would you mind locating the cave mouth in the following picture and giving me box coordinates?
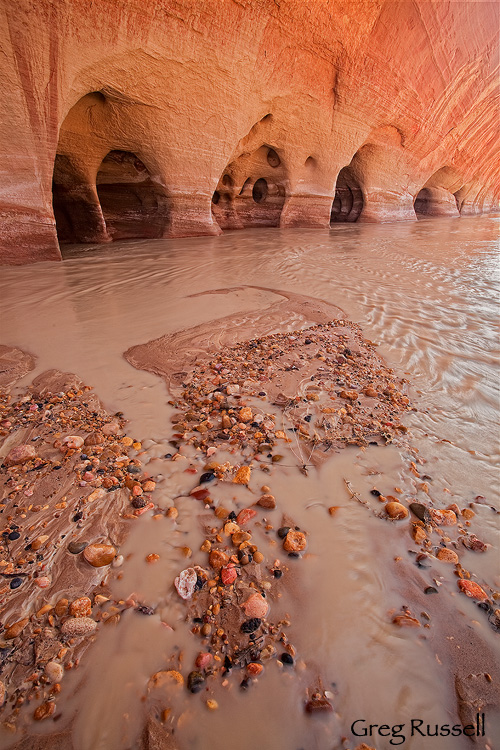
[96,151,165,241]
[252,178,268,203]
[330,166,363,223]
[52,150,167,245]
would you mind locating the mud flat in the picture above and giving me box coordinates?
[0,288,498,750]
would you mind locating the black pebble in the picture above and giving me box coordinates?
[241,618,262,633]
[281,653,294,665]
[240,678,250,690]
[259,392,267,397]
[164,453,173,459]
[370,489,381,497]
[304,338,312,345]
[224,655,232,671]
[304,415,312,422]
[277,527,290,539]
[10,577,23,590]
[131,497,147,509]
[127,466,141,474]
[409,503,429,522]
[194,576,205,591]
[68,541,87,554]
[199,472,215,484]
[187,671,205,693]
[135,605,155,615]
[228,511,237,521]
[72,511,83,522]
[288,552,300,558]
[273,569,283,579]
[424,586,438,595]
[8,531,20,541]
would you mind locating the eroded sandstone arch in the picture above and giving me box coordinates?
[52,91,170,246]
[414,167,464,218]
[212,117,288,230]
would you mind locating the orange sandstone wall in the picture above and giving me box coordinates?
[0,0,498,264]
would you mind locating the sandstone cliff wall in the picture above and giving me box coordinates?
[0,0,498,264]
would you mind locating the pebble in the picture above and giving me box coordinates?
[68,541,88,554]
[236,508,257,525]
[4,444,36,466]
[253,551,264,564]
[429,508,457,526]
[61,617,97,637]
[280,652,294,665]
[411,525,427,543]
[35,576,51,588]
[199,471,216,484]
[44,661,64,683]
[242,593,268,619]
[166,507,179,519]
[409,502,429,522]
[69,597,92,617]
[4,617,29,639]
[195,652,213,670]
[33,702,55,720]
[233,466,251,485]
[221,565,238,585]
[392,614,420,627]
[84,431,104,445]
[83,543,117,567]
[9,577,23,590]
[385,502,408,520]
[436,548,459,564]
[187,671,205,693]
[305,695,333,713]
[257,494,276,509]
[206,699,218,710]
[209,549,229,570]
[102,422,120,436]
[62,435,84,449]
[31,535,49,551]
[239,407,253,423]
[241,618,262,633]
[174,568,198,599]
[277,526,290,538]
[458,580,489,601]
[283,530,307,552]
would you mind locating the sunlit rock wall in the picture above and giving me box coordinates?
[0,0,498,264]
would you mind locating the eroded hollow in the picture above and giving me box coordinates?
[331,166,364,223]
[252,178,268,203]
[96,151,166,241]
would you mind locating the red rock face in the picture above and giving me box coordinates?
[0,0,498,264]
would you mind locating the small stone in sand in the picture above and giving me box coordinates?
[242,593,268,619]
[385,502,408,520]
[457,580,488,600]
[436,548,459,564]
[61,617,97,637]
[83,543,117,567]
[233,466,251,485]
[5,444,36,466]
[174,568,197,599]
[283,530,307,552]
[44,662,64,683]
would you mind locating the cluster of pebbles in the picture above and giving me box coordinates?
[0,369,150,729]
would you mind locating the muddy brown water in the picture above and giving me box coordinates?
[0,216,499,749]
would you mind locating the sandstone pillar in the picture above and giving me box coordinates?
[163,194,222,238]
[280,194,332,229]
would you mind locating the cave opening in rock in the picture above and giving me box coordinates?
[252,178,268,203]
[95,151,166,241]
[413,167,463,218]
[331,166,364,222]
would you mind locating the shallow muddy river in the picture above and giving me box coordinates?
[0,215,498,750]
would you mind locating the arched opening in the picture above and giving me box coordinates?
[331,166,363,222]
[95,151,165,240]
[52,92,169,247]
[211,128,288,231]
[252,178,268,203]
[414,167,463,218]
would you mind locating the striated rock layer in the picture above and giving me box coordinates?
[0,0,499,264]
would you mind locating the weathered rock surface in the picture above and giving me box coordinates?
[0,0,498,263]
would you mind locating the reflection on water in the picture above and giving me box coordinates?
[0,215,498,749]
